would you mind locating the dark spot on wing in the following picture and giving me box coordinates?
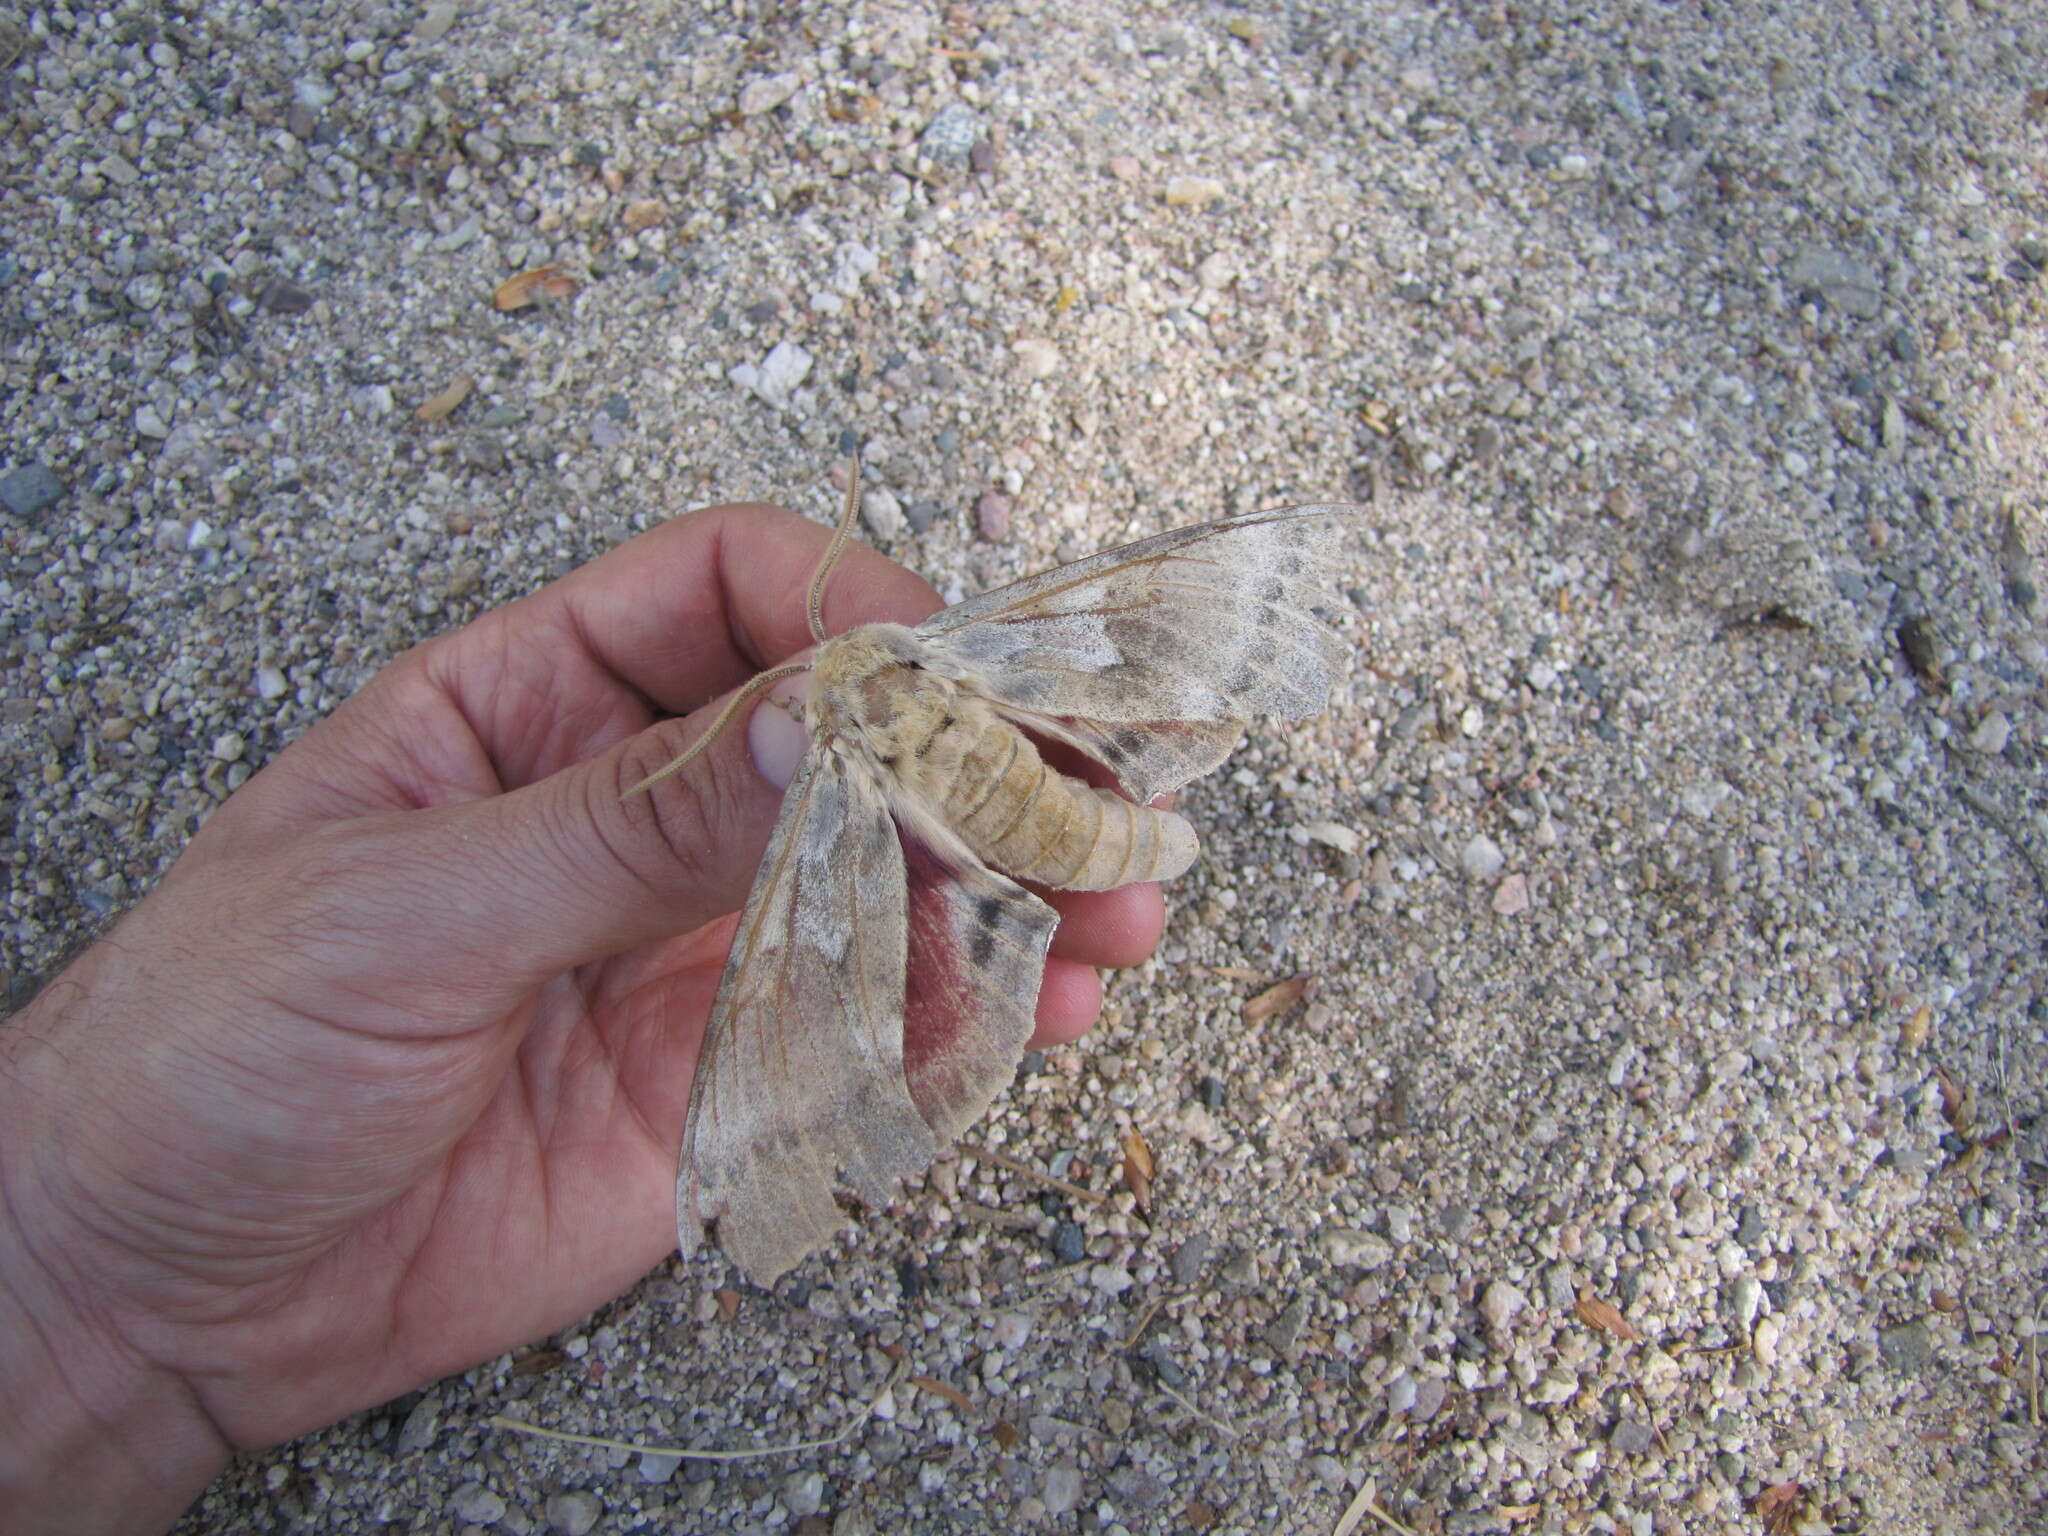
[969,894,1005,968]
[1097,733,1130,765]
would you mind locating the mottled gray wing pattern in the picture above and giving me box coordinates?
[678,747,936,1286]
[914,504,1362,802]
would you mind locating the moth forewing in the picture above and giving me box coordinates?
[679,499,1366,1285]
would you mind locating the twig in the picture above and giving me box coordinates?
[961,1143,1107,1205]
[2032,1286,2045,1429]
[1158,1379,1238,1438]
[1333,1480,1420,1536]
[1124,1293,1170,1350]
[488,1359,907,1462]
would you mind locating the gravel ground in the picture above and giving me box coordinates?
[5,1,2046,1532]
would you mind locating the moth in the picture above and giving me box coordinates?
[635,461,1363,1285]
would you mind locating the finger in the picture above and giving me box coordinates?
[1032,958,1103,1046]
[428,502,940,783]
[1043,883,1166,969]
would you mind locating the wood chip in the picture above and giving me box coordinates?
[991,1418,1021,1451]
[493,265,580,312]
[909,1374,976,1415]
[414,372,473,423]
[1121,1125,1155,1213]
[715,1286,740,1322]
[1574,1293,1641,1342]
[1900,1003,1932,1050]
[1243,974,1311,1024]
[509,1348,567,1377]
[1755,1481,1802,1536]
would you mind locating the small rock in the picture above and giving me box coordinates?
[1460,835,1504,881]
[829,241,878,296]
[100,153,142,187]
[1727,1275,1765,1330]
[976,491,1012,541]
[1528,1370,1576,1406]
[1164,175,1225,206]
[1412,1377,1448,1420]
[920,102,980,166]
[1879,1319,1932,1375]
[1263,1295,1308,1351]
[255,667,288,701]
[1317,1228,1393,1270]
[414,3,459,42]
[1479,1279,1526,1332]
[210,732,247,764]
[544,1490,602,1536]
[1385,1372,1418,1415]
[1300,820,1359,855]
[1170,1233,1213,1285]
[1011,337,1061,379]
[738,71,802,116]
[449,1484,506,1524]
[1969,713,2010,755]
[394,1392,440,1454]
[1786,248,1884,320]
[0,463,64,519]
[1491,873,1530,916]
[991,1312,1033,1351]
[637,1451,680,1484]
[1051,1221,1085,1265]
[1042,1464,1083,1517]
[1610,1419,1655,1455]
[1680,779,1732,820]
[134,405,170,439]
[782,1470,825,1517]
[735,340,813,409]
[905,498,941,534]
[260,281,315,314]
[861,487,906,542]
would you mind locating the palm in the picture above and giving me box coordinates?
[34,505,1164,1454]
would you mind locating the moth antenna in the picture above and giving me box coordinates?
[624,661,811,797]
[804,442,864,645]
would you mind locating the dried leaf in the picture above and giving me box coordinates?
[1243,974,1310,1024]
[621,198,668,233]
[1930,1290,1959,1313]
[991,1418,1021,1451]
[1900,1003,1932,1050]
[415,372,474,424]
[715,1286,740,1322]
[1574,1293,1641,1342]
[1937,1067,1972,1135]
[909,1374,976,1415]
[493,264,580,312]
[509,1348,567,1377]
[1755,1481,1802,1536]
[1121,1125,1155,1213]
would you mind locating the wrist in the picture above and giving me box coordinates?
[1,990,233,1534]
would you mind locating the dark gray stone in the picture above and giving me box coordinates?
[0,462,63,519]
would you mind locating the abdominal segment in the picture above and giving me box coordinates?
[893,697,1198,891]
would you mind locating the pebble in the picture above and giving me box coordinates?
[0,462,63,519]
[782,1471,825,1517]
[414,3,459,42]
[861,488,906,542]
[920,103,981,167]
[210,732,246,764]
[1610,1419,1655,1455]
[905,498,941,535]
[1680,779,1732,820]
[1170,1233,1213,1285]
[394,1393,440,1455]
[1051,1221,1085,1265]
[1318,1228,1394,1270]
[1878,1319,1932,1375]
[829,242,878,297]
[1969,713,2010,755]
[636,1452,680,1484]
[1479,1279,1526,1332]
[1786,248,1885,318]
[255,667,288,701]
[1491,873,1530,916]
[732,341,813,409]
[544,1490,602,1536]
[100,153,141,186]
[1460,835,1505,881]
[135,405,170,439]
[1043,1464,1083,1516]
[449,1485,506,1524]
[1011,337,1061,379]
[975,491,1012,541]
[1163,176,1225,207]
[738,71,802,116]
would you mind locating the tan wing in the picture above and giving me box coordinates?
[678,747,936,1286]
[913,504,1361,801]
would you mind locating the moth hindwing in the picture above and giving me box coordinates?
[678,501,1364,1284]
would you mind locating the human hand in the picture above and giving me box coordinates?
[0,503,1165,1533]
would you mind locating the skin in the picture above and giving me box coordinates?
[0,504,1165,1534]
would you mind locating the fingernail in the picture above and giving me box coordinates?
[747,674,811,789]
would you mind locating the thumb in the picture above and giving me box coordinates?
[405,674,816,987]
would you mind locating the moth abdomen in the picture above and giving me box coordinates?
[925,705,1197,892]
